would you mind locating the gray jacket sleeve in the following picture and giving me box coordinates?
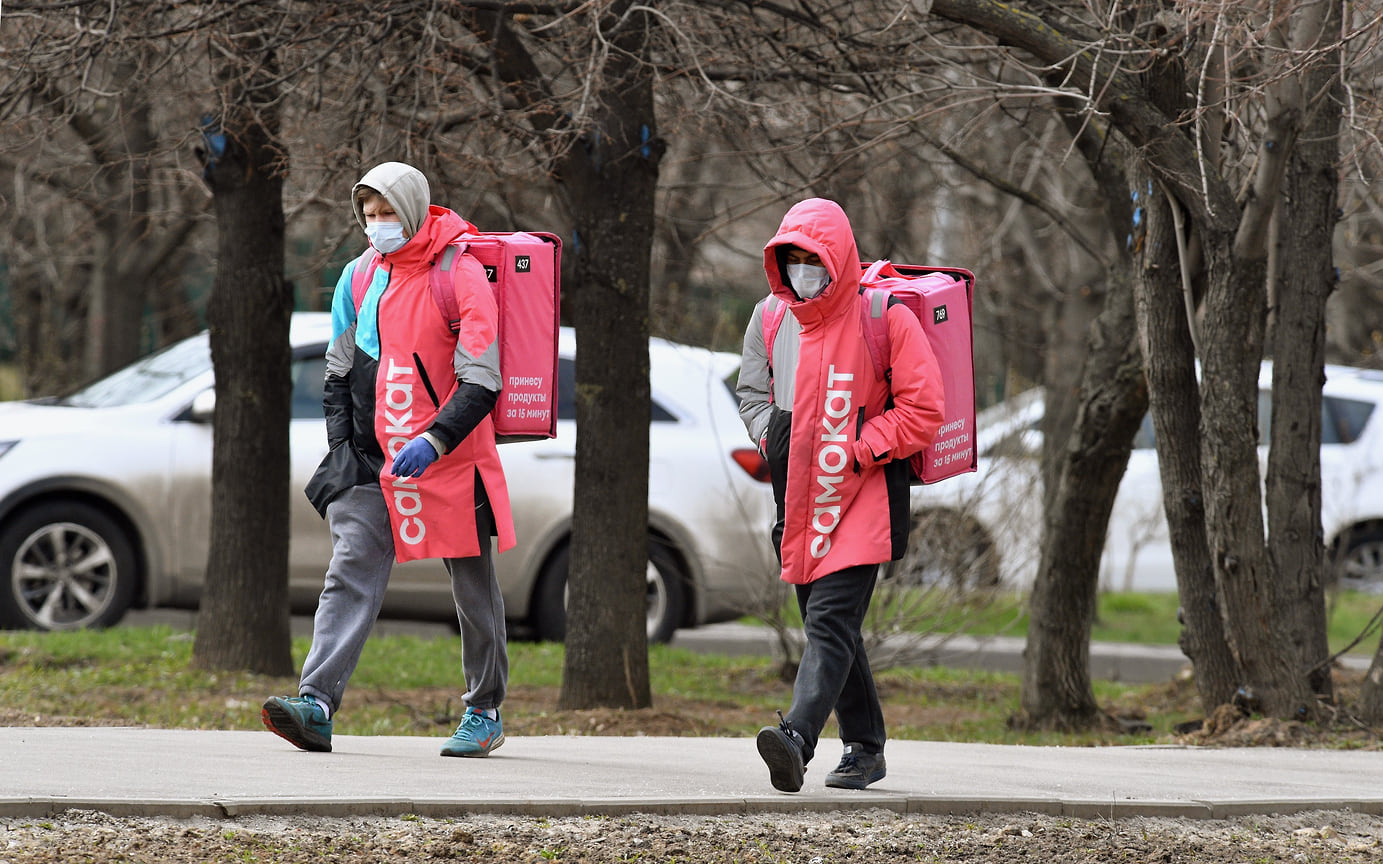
[737,300,773,447]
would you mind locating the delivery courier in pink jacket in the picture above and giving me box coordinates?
[271,162,514,761]
[737,197,945,586]
[737,198,946,794]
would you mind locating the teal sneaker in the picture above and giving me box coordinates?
[441,707,504,757]
[261,695,332,753]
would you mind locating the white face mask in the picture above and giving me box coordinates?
[787,263,830,299]
[365,221,408,254]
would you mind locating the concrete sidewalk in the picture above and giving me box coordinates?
[4,727,1383,822]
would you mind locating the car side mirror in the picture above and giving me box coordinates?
[189,389,216,423]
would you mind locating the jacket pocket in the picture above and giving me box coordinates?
[854,407,867,473]
[414,352,441,409]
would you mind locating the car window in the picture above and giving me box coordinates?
[292,355,326,420]
[555,357,676,422]
[1323,396,1374,445]
[59,333,213,408]
[1132,412,1157,449]
[1255,390,1374,446]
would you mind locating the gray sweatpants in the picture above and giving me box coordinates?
[298,483,508,715]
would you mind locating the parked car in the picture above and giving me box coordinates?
[900,363,1383,593]
[0,313,780,640]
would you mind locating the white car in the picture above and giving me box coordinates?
[902,363,1383,593]
[0,313,780,639]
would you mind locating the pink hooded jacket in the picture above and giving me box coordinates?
[366,204,516,561]
[762,198,945,585]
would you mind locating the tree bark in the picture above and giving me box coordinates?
[1128,28,1241,713]
[190,18,294,676]
[928,0,1328,723]
[460,2,662,709]
[1266,0,1342,705]
[1199,241,1315,719]
[1017,264,1145,730]
[1134,176,1240,711]
[1016,108,1144,730]
[84,58,156,381]
[554,8,662,711]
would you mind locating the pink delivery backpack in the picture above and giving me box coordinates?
[350,230,561,443]
[857,260,976,484]
[762,259,976,484]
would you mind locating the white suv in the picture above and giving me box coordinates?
[902,362,1383,593]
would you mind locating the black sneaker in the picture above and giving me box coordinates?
[756,712,806,793]
[824,742,886,789]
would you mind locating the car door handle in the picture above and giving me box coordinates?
[533,452,575,460]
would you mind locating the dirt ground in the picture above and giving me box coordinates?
[4,808,1382,863]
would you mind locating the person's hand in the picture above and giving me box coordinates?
[391,438,439,478]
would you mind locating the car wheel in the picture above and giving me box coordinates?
[644,541,687,645]
[0,501,138,631]
[532,539,687,644]
[1333,526,1383,591]
[889,508,1000,591]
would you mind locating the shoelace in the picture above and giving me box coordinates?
[295,697,326,722]
[836,752,863,771]
[459,709,496,734]
[775,710,800,745]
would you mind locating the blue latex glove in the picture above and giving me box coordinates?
[391,437,439,478]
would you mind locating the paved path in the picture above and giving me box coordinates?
[4,727,1383,822]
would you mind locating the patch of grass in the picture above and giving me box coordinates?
[0,624,1201,747]
[756,589,1383,656]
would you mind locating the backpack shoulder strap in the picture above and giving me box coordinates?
[428,242,468,334]
[349,249,381,312]
[761,295,788,360]
[860,287,891,382]
[760,295,789,398]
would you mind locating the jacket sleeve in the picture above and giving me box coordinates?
[736,300,774,450]
[427,383,499,453]
[853,303,946,466]
[426,254,501,453]
[323,267,359,449]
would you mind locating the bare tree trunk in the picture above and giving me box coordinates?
[1267,0,1342,705]
[1018,266,1145,730]
[463,3,662,709]
[1134,179,1240,711]
[1016,105,1142,731]
[190,16,294,676]
[1200,243,1316,718]
[84,58,156,379]
[925,0,1328,722]
[555,8,662,710]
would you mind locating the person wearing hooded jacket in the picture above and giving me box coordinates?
[736,197,945,792]
[262,161,515,758]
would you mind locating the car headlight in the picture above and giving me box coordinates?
[0,441,16,461]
